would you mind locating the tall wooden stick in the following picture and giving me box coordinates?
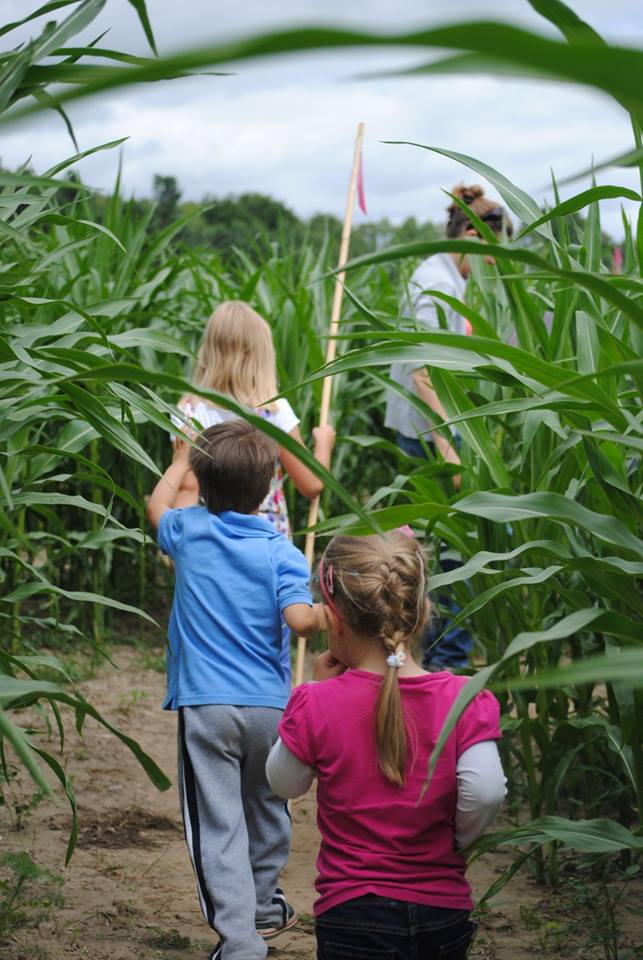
[294,121,365,687]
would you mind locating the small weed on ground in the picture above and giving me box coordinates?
[0,852,64,939]
[144,926,192,949]
[294,911,315,935]
[116,688,150,716]
[514,863,643,960]
[135,644,167,674]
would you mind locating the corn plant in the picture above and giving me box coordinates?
[0,0,190,853]
[290,6,643,883]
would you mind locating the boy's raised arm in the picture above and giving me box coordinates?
[283,602,326,638]
[147,440,192,529]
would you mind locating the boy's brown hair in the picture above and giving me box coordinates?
[189,420,278,515]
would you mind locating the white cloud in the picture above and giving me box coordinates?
[1,0,640,238]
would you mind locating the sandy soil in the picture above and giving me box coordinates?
[1,647,641,960]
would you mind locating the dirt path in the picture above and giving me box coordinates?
[2,647,641,960]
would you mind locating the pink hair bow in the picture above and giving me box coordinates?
[396,525,415,539]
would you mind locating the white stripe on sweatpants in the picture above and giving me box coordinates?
[179,742,210,922]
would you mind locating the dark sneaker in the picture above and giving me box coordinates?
[207,943,222,960]
[256,894,297,941]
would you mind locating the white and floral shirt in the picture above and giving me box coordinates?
[175,397,299,539]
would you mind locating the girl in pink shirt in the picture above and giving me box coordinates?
[267,531,505,960]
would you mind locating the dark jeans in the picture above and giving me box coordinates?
[316,895,477,959]
[396,433,472,669]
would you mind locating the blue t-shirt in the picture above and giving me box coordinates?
[158,506,312,710]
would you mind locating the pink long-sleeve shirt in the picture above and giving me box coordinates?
[275,670,502,916]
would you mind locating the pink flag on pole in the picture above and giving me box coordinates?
[356,149,367,215]
[613,246,623,274]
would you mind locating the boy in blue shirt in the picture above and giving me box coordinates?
[147,419,324,960]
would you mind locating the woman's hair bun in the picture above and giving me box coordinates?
[452,183,485,205]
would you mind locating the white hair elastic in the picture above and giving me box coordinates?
[386,651,407,669]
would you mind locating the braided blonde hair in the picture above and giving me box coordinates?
[321,533,429,787]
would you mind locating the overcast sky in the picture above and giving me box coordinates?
[2,0,642,238]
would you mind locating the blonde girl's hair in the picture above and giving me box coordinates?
[446,183,513,239]
[193,300,278,409]
[320,533,429,787]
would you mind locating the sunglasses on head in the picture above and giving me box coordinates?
[462,209,505,235]
[480,207,505,225]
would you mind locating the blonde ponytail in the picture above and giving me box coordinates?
[376,631,408,787]
[320,534,429,787]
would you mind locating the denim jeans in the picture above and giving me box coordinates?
[396,433,473,669]
[315,895,477,960]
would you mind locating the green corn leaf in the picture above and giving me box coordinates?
[430,368,512,486]
[31,745,79,864]
[330,239,643,331]
[343,286,395,332]
[10,654,74,682]
[2,581,158,625]
[386,142,550,236]
[429,541,572,588]
[59,382,161,476]
[11,490,119,519]
[454,492,643,556]
[0,171,85,191]
[425,609,641,792]
[0,678,170,793]
[528,0,606,45]
[2,21,643,125]
[0,2,81,41]
[108,328,194,356]
[471,816,643,857]
[518,185,641,239]
[302,334,626,429]
[413,289,499,340]
[437,565,564,637]
[29,0,108,63]
[564,717,636,793]
[41,214,129,254]
[551,145,643,188]
[431,547,643,588]
[43,137,127,177]
[125,0,157,56]
[423,664,496,793]
[0,708,53,794]
[503,649,643,690]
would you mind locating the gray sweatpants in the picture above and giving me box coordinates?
[177,705,291,960]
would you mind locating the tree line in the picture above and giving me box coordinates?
[128,173,440,259]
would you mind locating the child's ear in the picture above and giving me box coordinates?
[325,606,341,637]
[324,606,335,633]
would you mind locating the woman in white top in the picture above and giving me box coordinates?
[385,186,512,671]
[385,184,513,481]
